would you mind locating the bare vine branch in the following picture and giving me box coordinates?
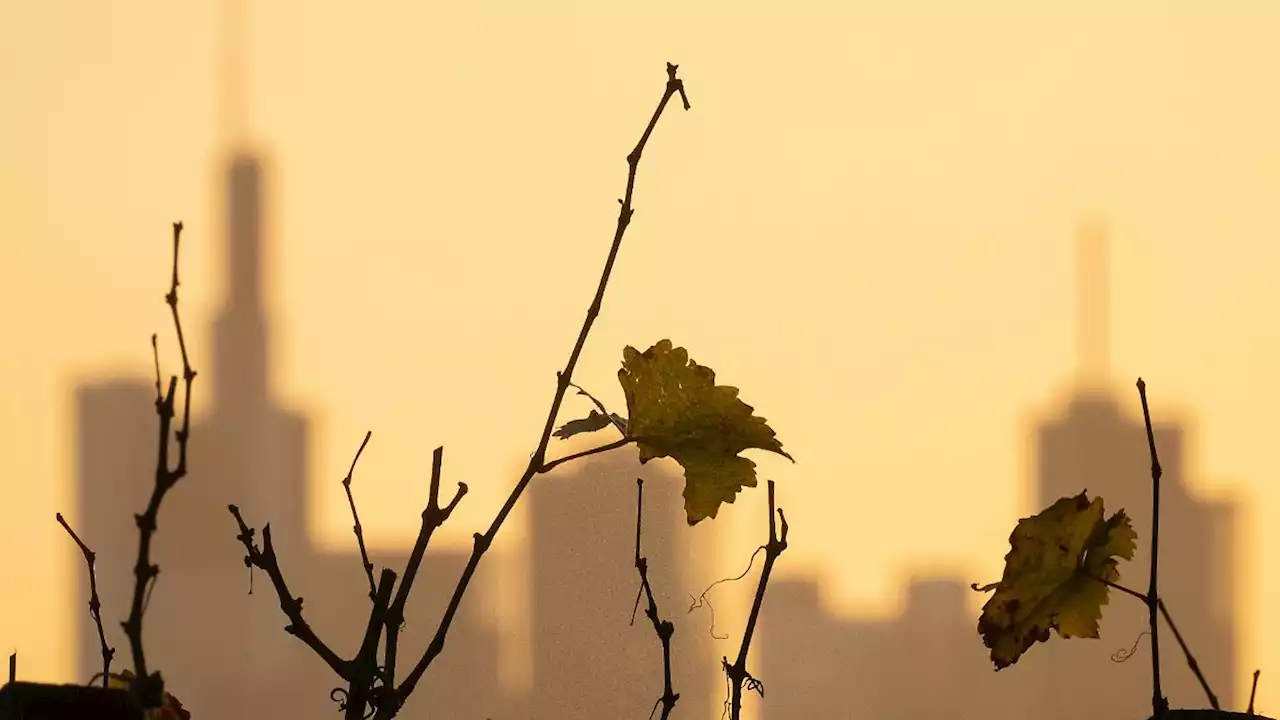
[228,505,352,681]
[226,63,690,720]
[1248,669,1261,714]
[631,479,678,720]
[341,431,378,598]
[393,62,690,710]
[120,221,197,710]
[56,513,114,689]
[724,480,787,720]
[376,446,467,719]
[1136,378,1168,719]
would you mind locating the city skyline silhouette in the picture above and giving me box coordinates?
[59,5,1247,718]
[71,15,712,714]
[74,200,1245,719]
[754,220,1240,719]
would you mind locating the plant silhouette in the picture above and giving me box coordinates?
[973,378,1269,720]
[2,62,798,720]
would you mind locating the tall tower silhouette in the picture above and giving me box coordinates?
[73,1,311,716]
[1028,219,1237,718]
[527,453,714,719]
[213,0,268,410]
[1075,217,1110,390]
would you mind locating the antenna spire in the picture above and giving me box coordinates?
[1075,217,1111,386]
[217,0,247,145]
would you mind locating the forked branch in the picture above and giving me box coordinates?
[631,479,678,720]
[392,62,690,710]
[724,480,788,720]
[226,63,690,720]
[228,505,352,681]
[341,430,378,599]
[56,513,114,688]
[1084,571,1218,709]
[377,446,467,719]
[121,221,197,710]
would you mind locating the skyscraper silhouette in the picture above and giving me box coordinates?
[297,547,508,719]
[73,0,312,709]
[72,2,508,717]
[527,453,714,719]
[754,218,1240,720]
[757,574,1031,719]
[1026,219,1238,718]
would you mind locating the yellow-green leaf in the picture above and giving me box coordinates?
[617,339,793,524]
[977,491,1137,670]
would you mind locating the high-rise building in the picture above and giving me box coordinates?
[757,574,1030,719]
[1027,219,1237,718]
[72,3,507,718]
[527,454,715,719]
[754,219,1240,720]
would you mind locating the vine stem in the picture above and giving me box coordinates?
[56,513,114,688]
[391,62,690,708]
[1137,377,1168,719]
[1248,670,1260,714]
[632,478,679,720]
[724,480,788,720]
[123,222,196,710]
[229,64,690,720]
[1083,571,1218,709]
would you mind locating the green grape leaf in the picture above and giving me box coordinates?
[617,339,794,525]
[553,409,629,439]
[977,491,1137,670]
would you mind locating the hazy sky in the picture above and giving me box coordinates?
[4,1,1280,716]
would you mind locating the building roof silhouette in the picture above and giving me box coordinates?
[754,218,1239,720]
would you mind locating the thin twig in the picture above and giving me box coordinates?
[344,568,397,720]
[632,479,678,720]
[121,221,197,709]
[1136,378,1168,719]
[56,513,114,688]
[8,652,14,683]
[341,431,378,598]
[228,505,352,681]
[724,480,788,720]
[375,447,467,720]
[537,436,634,475]
[1248,669,1260,714]
[392,62,690,709]
[1157,597,1218,709]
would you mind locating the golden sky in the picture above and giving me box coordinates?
[4,1,1280,716]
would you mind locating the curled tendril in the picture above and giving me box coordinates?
[718,657,766,719]
[1111,631,1150,663]
[743,670,765,697]
[87,671,132,687]
[690,545,767,641]
[329,684,387,719]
